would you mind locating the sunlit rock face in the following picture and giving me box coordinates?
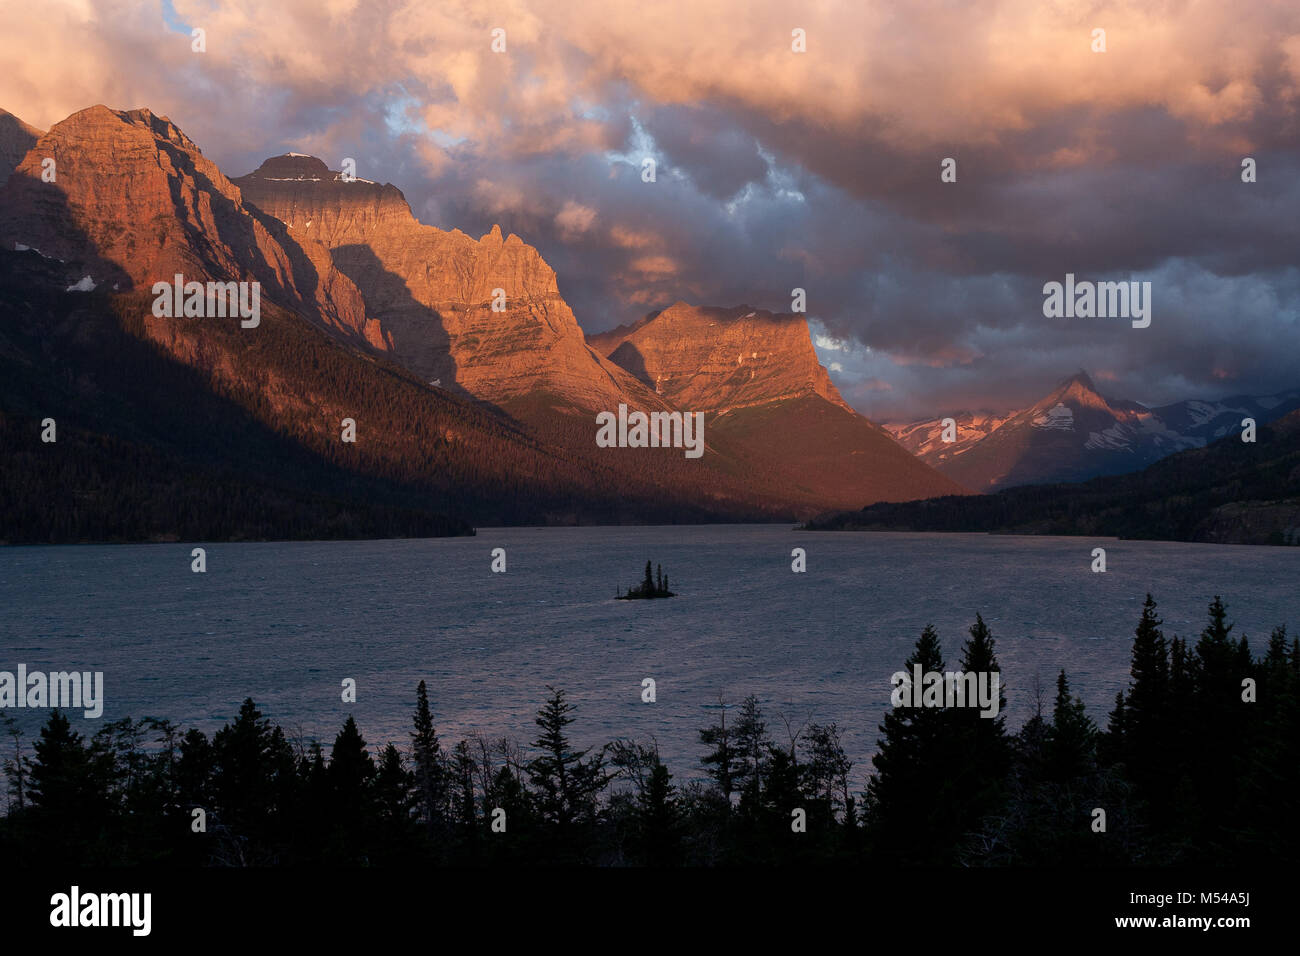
[0,108,378,350]
[235,154,651,411]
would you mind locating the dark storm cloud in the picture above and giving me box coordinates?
[6,0,1297,419]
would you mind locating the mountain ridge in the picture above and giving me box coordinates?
[0,103,969,539]
[887,370,1300,490]
[233,153,659,414]
[807,408,1300,545]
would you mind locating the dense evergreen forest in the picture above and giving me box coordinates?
[2,595,1293,866]
[806,410,1300,545]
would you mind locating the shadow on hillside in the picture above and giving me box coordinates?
[608,341,652,387]
[329,242,460,393]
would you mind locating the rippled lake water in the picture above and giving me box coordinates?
[3,526,1297,785]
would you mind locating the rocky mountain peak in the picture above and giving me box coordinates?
[590,301,850,414]
[1037,369,1118,415]
[244,153,333,181]
[0,105,381,350]
[233,156,651,409]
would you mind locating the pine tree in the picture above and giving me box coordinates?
[865,625,957,864]
[328,715,375,834]
[1195,596,1236,677]
[2,715,28,812]
[211,698,278,835]
[489,762,532,836]
[637,761,682,865]
[1127,594,1169,732]
[527,688,609,831]
[1046,670,1097,783]
[375,742,414,825]
[761,745,808,860]
[410,680,446,835]
[733,695,771,811]
[699,696,741,803]
[27,710,90,817]
[450,740,477,831]
[950,613,1012,825]
[26,710,104,861]
[1187,598,1245,856]
[805,722,852,826]
[266,725,300,842]
[1121,594,1170,800]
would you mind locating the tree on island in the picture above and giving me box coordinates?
[618,560,676,599]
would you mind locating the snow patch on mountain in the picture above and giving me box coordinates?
[1031,403,1074,430]
[1084,424,1133,450]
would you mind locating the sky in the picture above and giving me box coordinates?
[2,0,1298,421]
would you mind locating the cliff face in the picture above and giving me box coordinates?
[589,302,852,413]
[234,155,649,410]
[0,107,381,351]
[591,300,970,506]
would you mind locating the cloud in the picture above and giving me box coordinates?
[2,0,1297,418]
[554,200,597,238]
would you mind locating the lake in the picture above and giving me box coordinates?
[2,526,1297,787]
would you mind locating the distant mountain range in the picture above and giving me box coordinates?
[0,105,960,542]
[810,408,1300,545]
[886,371,1300,491]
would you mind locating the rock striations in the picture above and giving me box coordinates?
[592,301,969,505]
[588,302,852,414]
[234,155,652,411]
[0,106,381,352]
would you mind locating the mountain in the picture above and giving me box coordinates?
[806,409,1300,546]
[590,302,968,507]
[884,411,1012,465]
[0,105,816,541]
[588,302,850,412]
[235,157,967,511]
[888,371,1300,491]
[0,106,382,352]
[1,104,969,542]
[233,156,966,514]
[1149,390,1300,443]
[232,154,649,413]
[0,108,42,186]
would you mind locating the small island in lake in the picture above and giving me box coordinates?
[617,561,676,599]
